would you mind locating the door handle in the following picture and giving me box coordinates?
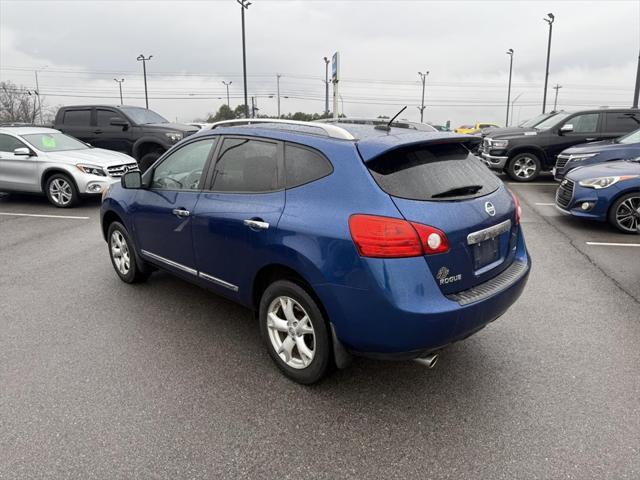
[172,208,190,217]
[93,129,103,134]
[244,219,269,230]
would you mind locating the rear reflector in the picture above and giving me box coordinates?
[349,214,449,258]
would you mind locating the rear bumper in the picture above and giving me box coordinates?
[315,232,531,357]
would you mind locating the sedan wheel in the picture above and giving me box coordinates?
[267,296,316,369]
[613,195,640,233]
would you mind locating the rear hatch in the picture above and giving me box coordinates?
[361,139,518,295]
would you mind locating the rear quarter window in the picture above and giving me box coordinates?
[367,143,501,201]
[284,144,333,188]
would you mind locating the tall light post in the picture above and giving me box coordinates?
[418,71,429,123]
[553,84,562,111]
[276,74,281,118]
[323,57,330,116]
[222,81,232,108]
[542,12,555,113]
[237,0,251,118]
[632,48,640,109]
[511,92,523,126]
[136,54,153,109]
[114,78,125,105]
[505,49,514,126]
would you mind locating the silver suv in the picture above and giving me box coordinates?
[0,126,138,207]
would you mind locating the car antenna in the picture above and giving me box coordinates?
[375,106,407,131]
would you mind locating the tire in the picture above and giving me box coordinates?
[45,173,79,208]
[138,150,163,173]
[107,221,151,283]
[607,192,640,234]
[259,280,332,384]
[507,152,542,182]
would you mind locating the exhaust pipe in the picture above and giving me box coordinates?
[414,353,439,369]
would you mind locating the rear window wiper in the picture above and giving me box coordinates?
[431,185,483,198]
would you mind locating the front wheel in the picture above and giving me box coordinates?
[45,174,79,208]
[608,193,640,234]
[107,221,150,283]
[259,280,332,384]
[507,153,541,182]
[138,150,163,173]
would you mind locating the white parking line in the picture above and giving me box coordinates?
[535,203,556,206]
[586,241,640,248]
[0,212,90,220]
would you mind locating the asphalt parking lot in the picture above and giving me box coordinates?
[1,175,639,479]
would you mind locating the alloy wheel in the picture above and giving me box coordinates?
[266,296,316,369]
[512,156,537,179]
[110,230,131,275]
[49,178,73,206]
[615,196,640,233]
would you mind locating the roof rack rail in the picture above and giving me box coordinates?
[209,118,355,140]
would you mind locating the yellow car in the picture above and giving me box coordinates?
[455,123,500,134]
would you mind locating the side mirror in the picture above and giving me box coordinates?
[121,171,142,189]
[560,124,574,134]
[14,147,32,156]
[110,118,129,128]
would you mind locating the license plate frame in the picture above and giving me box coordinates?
[472,237,500,270]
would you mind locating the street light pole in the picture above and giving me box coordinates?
[222,81,232,108]
[114,78,125,105]
[506,49,514,126]
[237,0,251,118]
[276,74,281,118]
[323,57,330,116]
[418,71,429,123]
[136,54,153,109]
[511,92,523,126]
[632,48,640,109]
[553,84,562,111]
[542,13,555,114]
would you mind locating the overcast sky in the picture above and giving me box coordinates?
[1,0,639,127]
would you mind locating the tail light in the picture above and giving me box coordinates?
[509,189,522,224]
[349,214,449,258]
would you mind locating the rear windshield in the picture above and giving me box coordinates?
[367,143,501,201]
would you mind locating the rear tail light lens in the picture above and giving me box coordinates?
[349,214,449,258]
[509,189,522,224]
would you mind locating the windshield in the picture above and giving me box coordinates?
[520,113,553,128]
[534,112,571,130]
[617,128,640,145]
[21,132,89,152]
[120,107,168,124]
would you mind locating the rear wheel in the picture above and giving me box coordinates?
[259,280,332,384]
[107,221,150,283]
[45,173,79,208]
[507,153,541,182]
[608,193,640,233]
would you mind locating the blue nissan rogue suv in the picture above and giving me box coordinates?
[100,120,531,383]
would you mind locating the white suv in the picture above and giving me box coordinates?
[0,127,138,207]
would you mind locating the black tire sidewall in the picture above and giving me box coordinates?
[608,192,640,234]
[139,151,163,173]
[107,221,144,283]
[45,173,79,208]
[259,280,331,384]
[507,153,541,182]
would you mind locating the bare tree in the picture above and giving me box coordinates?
[0,81,44,124]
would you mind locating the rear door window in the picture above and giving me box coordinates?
[603,112,640,134]
[367,143,501,201]
[211,138,280,192]
[284,144,333,188]
[63,109,91,126]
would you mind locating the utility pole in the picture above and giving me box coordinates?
[237,0,251,118]
[542,13,555,113]
[418,71,429,123]
[506,49,514,126]
[114,78,125,105]
[552,84,562,111]
[251,96,256,118]
[222,81,232,108]
[33,67,47,124]
[633,48,640,109]
[276,74,281,118]
[323,57,330,116]
[136,54,153,109]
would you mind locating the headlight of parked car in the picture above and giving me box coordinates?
[491,139,508,149]
[569,153,598,162]
[76,164,107,176]
[578,175,638,189]
[165,132,183,142]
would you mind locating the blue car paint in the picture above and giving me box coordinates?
[557,160,640,222]
[101,125,531,358]
[555,135,640,181]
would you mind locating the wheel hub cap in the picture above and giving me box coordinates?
[267,296,315,369]
[110,230,131,275]
[49,179,72,205]
[615,196,640,232]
